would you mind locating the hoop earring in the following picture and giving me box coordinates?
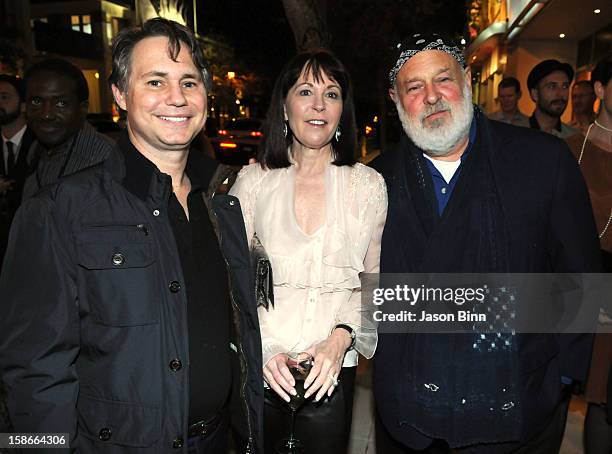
[283,121,288,138]
[335,127,341,142]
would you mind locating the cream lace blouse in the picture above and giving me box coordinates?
[230,162,387,367]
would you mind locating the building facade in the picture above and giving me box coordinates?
[466,0,612,122]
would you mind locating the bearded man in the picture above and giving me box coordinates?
[371,34,601,453]
[528,59,577,139]
[0,75,36,269]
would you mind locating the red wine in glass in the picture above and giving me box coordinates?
[276,352,313,454]
[287,366,309,411]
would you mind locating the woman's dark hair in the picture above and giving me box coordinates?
[259,48,357,168]
[109,17,211,93]
[591,54,612,87]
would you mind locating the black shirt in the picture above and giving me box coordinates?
[167,170,231,425]
[120,134,231,424]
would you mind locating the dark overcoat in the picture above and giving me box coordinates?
[371,112,601,449]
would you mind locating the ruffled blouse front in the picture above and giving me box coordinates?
[230,162,387,367]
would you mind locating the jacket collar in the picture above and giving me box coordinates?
[529,113,562,133]
[113,130,219,203]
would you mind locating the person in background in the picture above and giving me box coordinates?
[21,58,113,200]
[566,55,612,454]
[570,80,597,133]
[0,74,37,432]
[230,48,386,454]
[527,59,578,139]
[489,76,529,127]
[0,75,36,268]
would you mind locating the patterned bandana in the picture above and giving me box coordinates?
[389,33,466,87]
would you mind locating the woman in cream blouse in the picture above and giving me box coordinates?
[230,49,387,453]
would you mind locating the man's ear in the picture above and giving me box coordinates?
[389,88,397,104]
[464,67,472,90]
[529,88,538,103]
[112,84,127,111]
[594,81,605,101]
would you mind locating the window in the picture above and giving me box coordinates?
[71,15,92,34]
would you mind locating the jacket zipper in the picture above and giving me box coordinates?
[214,208,255,453]
[228,275,255,453]
[84,223,149,235]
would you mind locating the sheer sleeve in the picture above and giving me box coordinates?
[229,164,287,365]
[259,314,290,367]
[335,170,388,359]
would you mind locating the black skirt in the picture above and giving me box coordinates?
[263,366,356,454]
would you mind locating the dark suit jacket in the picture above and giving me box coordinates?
[371,113,601,449]
[1,127,36,213]
[1,127,36,269]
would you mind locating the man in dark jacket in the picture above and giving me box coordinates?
[371,34,601,453]
[21,58,113,200]
[0,75,36,204]
[0,74,36,432]
[0,18,262,453]
[0,75,36,267]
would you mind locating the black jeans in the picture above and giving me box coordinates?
[263,366,356,454]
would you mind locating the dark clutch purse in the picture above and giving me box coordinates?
[251,234,274,310]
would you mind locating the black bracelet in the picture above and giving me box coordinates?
[333,324,356,350]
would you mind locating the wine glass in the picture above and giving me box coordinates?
[275,351,314,454]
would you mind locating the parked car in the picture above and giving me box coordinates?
[210,118,263,165]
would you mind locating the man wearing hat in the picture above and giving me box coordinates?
[527,59,577,139]
[371,34,600,453]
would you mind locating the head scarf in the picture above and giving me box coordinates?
[389,33,466,87]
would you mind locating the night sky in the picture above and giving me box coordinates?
[197,0,467,128]
[199,1,295,82]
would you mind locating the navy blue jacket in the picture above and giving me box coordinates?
[371,113,601,449]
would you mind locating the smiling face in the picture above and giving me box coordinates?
[390,50,473,157]
[26,72,87,148]
[284,66,343,152]
[112,36,207,156]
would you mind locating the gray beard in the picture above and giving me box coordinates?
[396,80,473,157]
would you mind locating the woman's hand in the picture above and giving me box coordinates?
[303,329,352,401]
[263,353,296,402]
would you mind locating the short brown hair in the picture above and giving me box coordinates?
[109,17,211,93]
